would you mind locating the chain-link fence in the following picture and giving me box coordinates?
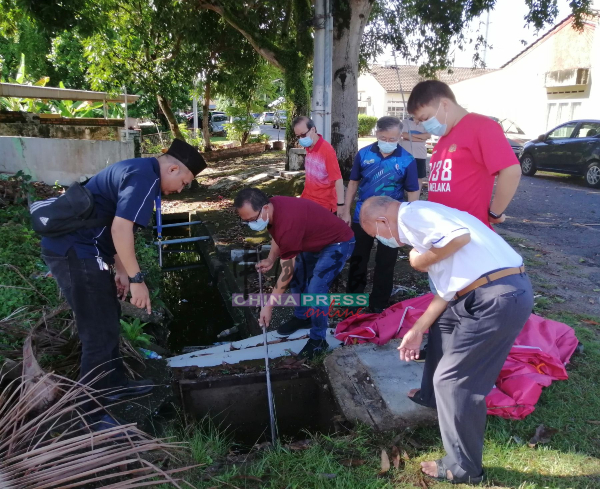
[140,131,174,155]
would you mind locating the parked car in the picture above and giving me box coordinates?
[273,110,287,129]
[260,112,275,124]
[210,113,229,136]
[425,116,530,155]
[519,119,600,188]
[489,116,532,156]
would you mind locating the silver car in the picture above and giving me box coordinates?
[260,112,275,124]
[273,110,287,129]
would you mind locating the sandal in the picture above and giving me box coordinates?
[407,389,432,408]
[427,459,485,485]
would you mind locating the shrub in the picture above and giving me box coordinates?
[358,114,378,137]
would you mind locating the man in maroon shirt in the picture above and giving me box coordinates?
[234,188,355,359]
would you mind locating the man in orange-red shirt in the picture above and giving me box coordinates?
[292,116,345,216]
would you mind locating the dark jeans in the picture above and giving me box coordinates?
[290,238,355,340]
[346,222,398,310]
[42,248,127,398]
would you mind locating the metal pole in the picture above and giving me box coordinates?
[123,86,128,141]
[192,87,198,138]
[311,0,325,134]
[259,259,277,445]
[155,196,163,267]
[323,0,333,143]
[483,10,491,65]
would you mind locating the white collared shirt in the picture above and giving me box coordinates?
[396,201,523,301]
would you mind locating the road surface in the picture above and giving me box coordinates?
[501,172,599,264]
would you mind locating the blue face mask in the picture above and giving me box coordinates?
[298,136,313,148]
[375,220,400,248]
[248,207,269,231]
[377,140,397,154]
[422,103,448,137]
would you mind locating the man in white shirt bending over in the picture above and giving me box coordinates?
[359,196,533,485]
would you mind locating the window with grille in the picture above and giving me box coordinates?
[387,100,406,119]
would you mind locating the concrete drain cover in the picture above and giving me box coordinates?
[324,342,437,431]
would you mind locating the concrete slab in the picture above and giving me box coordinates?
[324,342,437,431]
[167,328,343,368]
[244,172,273,184]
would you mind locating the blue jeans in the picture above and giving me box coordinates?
[290,238,355,340]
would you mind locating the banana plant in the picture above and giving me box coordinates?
[0,53,51,112]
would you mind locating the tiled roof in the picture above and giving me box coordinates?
[368,64,497,92]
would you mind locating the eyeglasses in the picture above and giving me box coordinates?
[377,136,400,143]
[240,208,263,224]
[296,127,313,138]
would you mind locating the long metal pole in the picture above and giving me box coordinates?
[311,0,325,134]
[192,77,199,138]
[123,86,128,141]
[258,249,277,444]
[156,195,163,267]
[323,0,333,142]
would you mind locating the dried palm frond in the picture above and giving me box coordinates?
[1,302,145,379]
[0,373,195,488]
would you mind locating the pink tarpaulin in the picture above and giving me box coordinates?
[334,294,578,420]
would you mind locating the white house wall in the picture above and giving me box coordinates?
[450,17,598,136]
[357,73,387,118]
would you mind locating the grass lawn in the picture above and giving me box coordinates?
[160,153,600,488]
[160,310,600,489]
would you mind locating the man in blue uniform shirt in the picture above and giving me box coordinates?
[340,116,419,312]
[41,139,206,428]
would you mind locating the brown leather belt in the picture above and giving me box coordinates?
[453,265,525,300]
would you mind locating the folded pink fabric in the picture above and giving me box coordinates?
[334,294,578,419]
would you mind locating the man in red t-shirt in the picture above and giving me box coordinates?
[407,80,522,228]
[292,116,345,215]
[234,188,355,359]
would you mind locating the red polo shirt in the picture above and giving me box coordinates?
[301,135,342,212]
[269,196,354,259]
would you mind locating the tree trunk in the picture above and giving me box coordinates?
[157,94,185,141]
[202,79,212,151]
[331,0,374,178]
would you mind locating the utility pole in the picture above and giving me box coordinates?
[483,10,491,65]
[312,0,333,142]
[312,0,325,137]
[192,77,199,138]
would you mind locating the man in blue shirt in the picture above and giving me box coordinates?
[340,116,419,312]
[41,139,206,429]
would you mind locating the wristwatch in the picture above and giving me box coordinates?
[128,272,145,284]
[488,209,505,220]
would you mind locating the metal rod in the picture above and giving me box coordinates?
[154,236,210,245]
[153,221,202,229]
[156,195,163,267]
[259,247,277,444]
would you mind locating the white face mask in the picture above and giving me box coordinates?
[375,220,400,248]
[422,102,448,137]
[248,207,269,231]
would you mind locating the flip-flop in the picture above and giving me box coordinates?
[427,459,485,485]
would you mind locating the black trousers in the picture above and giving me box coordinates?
[42,248,127,397]
[346,222,398,309]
